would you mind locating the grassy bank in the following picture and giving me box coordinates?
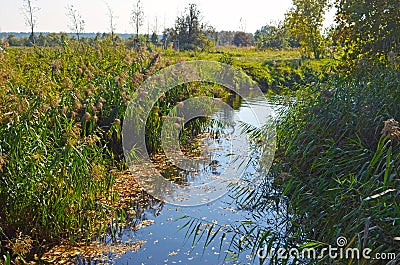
[162,47,338,94]
[230,63,400,264]
[277,64,400,262]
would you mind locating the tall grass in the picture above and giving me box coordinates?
[0,40,166,261]
[239,63,400,264]
[0,40,236,262]
[272,64,400,263]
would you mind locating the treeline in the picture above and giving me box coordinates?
[3,0,399,62]
[2,32,160,49]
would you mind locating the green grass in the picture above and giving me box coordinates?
[161,47,338,94]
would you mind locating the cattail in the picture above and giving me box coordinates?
[83,112,91,121]
[52,63,60,74]
[0,155,8,173]
[73,101,82,111]
[43,104,50,112]
[85,89,92,97]
[159,93,166,102]
[381,118,400,142]
[96,102,103,110]
[124,55,132,65]
[87,84,95,91]
[117,78,123,87]
[62,106,68,116]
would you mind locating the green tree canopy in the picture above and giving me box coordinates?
[335,0,400,61]
[285,0,329,59]
[166,3,214,50]
[254,23,300,49]
[233,31,253,47]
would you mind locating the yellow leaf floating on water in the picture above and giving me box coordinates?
[132,219,155,231]
[41,240,145,264]
[168,251,178,256]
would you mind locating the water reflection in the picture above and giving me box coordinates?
[76,93,283,265]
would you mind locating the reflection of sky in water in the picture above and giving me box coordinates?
[77,95,283,265]
[236,96,276,127]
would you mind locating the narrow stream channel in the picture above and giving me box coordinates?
[77,94,285,265]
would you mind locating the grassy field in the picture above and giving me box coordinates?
[163,46,338,94]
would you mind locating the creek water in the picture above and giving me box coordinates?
[77,93,286,265]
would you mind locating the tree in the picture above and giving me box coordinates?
[233,31,253,47]
[166,3,213,50]
[151,32,160,46]
[150,16,160,46]
[285,0,329,59]
[22,0,39,44]
[106,4,117,42]
[335,0,400,61]
[37,32,47,46]
[254,22,300,49]
[66,5,85,42]
[161,28,174,49]
[216,31,235,46]
[255,23,286,49]
[131,0,144,41]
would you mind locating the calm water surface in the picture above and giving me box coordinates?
[78,94,286,265]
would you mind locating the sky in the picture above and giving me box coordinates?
[0,0,336,34]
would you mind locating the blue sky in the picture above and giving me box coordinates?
[0,0,335,34]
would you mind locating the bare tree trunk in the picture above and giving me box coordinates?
[22,0,41,44]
